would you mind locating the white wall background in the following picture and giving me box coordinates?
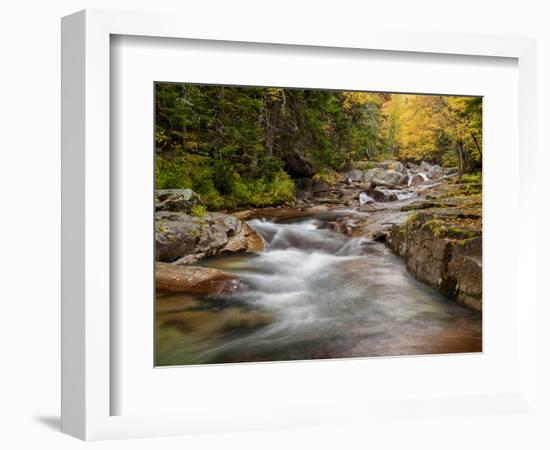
[0,1,547,448]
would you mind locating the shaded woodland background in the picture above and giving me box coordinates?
[155,84,482,210]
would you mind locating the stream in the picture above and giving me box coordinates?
[156,210,482,366]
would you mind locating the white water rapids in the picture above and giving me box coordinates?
[156,214,482,365]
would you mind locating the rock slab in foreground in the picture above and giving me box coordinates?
[156,262,248,295]
[156,210,265,264]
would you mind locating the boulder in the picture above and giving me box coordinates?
[366,188,398,203]
[383,170,406,186]
[312,180,332,193]
[156,262,248,296]
[344,167,408,186]
[156,212,204,262]
[391,161,407,174]
[371,178,399,190]
[420,161,432,172]
[364,168,405,186]
[344,169,365,182]
[155,189,202,213]
[155,211,265,263]
[220,222,265,254]
[363,168,384,183]
[427,164,444,180]
[232,210,254,220]
[409,173,428,186]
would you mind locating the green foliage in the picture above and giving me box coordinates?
[190,205,207,218]
[353,161,375,170]
[461,173,482,185]
[403,211,419,234]
[312,168,341,184]
[156,84,298,210]
[230,170,295,208]
[446,173,482,197]
[155,83,482,210]
[421,219,479,240]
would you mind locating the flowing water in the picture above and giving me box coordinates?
[156,212,482,366]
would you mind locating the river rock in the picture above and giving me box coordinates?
[156,262,248,295]
[383,171,407,186]
[420,161,432,172]
[391,161,407,174]
[369,178,395,189]
[155,189,202,213]
[364,168,406,186]
[409,173,428,186]
[156,211,265,263]
[427,164,444,180]
[232,210,254,220]
[344,167,407,186]
[220,221,265,254]
[344,169,365,182]
[312,180,332,193]
[366,188,398,203]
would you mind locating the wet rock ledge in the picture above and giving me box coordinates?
[386,209,482,311]
[155,189,265,265]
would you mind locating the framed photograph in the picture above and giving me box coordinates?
[62,9,537,440]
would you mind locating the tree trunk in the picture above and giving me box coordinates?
[455,141,465,176]
[265,97,282,158]
[471,133,482,159]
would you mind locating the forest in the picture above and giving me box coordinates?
[155,83,482,210]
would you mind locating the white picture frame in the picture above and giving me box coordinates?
[61,9,537,441]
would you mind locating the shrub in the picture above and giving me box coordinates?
[312,168,341,185]
[190,205,207,218]
[156,153,295,211]
[461,172,482,185]
[230,170,295,208]
[353,161,375,171]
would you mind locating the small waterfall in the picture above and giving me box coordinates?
[393,190,417,201]
[407,172,428,187]
[359,191,374,205]
[248,219,368,255]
